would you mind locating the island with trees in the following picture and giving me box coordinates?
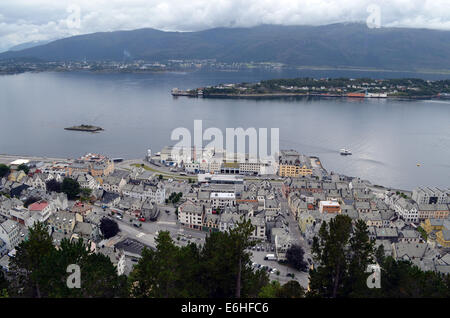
[173,77,450,100]
[64,124,103,132]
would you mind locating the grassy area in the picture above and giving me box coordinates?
[417,226,428,241]
[130,163,284,183]
[130,163,194,181]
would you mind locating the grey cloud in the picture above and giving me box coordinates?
[0,0,449,52]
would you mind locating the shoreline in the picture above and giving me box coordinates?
[0,153,410,193]
[173,92,441,100]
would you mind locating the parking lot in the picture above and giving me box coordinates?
[250,250,309,288]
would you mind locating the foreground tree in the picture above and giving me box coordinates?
[10,226,126,298]
[23,196,40,208]
[17,163,30,175]
[9,222,54,297]
[0,164,10,178]
[306,215,450,298]
[79,252,128,298]
[201,218,268,298]
[0,271,8,296]
[258,280,305,298]
[285,244,308,272]
[375,256,450,298]
[344,220,376,297]
[61,178,81,200]
[276,280,305,298]
[130,220,269,298]
[80,188,92,202]
[129,231,205,297]
[229,218,258,297]
[100,218,120,239]
[258,281,281,298]
[46,179,62,192]
[308,215,376,298]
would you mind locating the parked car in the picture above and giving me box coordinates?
[265,253,277,261]
[139,217,146,222]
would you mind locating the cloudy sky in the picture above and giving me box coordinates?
[1,0,449,52]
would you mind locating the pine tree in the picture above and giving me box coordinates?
[9,222,54,297]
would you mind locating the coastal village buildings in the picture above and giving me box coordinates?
[28,200,53,223]
[319,200,341,214]
[68,153,114,177]
[178,201,204,230]
[0,149,449,279]
[278,150,313,177]
[412,187,449,205]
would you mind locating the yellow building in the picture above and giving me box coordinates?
[8,170,26,182]
[279,164,312,177]
[278,150,312,177]
[422,218,450,247]
[436,230,450,248]
[421,219,444,234]
[68,160,114,177]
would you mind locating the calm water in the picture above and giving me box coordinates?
[0,69,449,190]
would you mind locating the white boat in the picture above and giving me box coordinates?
[340,148,352,155]
[365,92,387,98]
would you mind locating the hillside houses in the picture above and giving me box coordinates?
[0,150,448,278]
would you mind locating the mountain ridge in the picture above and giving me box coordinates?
[1,23,450,72]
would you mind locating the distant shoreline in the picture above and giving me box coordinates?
[173,92,443,101]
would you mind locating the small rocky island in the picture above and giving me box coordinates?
[64,124,104,132]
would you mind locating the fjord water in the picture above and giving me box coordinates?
[0,70,449,190]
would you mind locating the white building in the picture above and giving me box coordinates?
[29,174,47,190]
[393,198,419,223]
[28,200,53,223]
[412,187,449,205]
[121,184,165,204]
[184,162,200,174]
[178,202,204,230]
[249,216,266,240]
[210,192,236,209]
[0,220,21,251]
[101,175,127,193]
[75,174,98,190]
